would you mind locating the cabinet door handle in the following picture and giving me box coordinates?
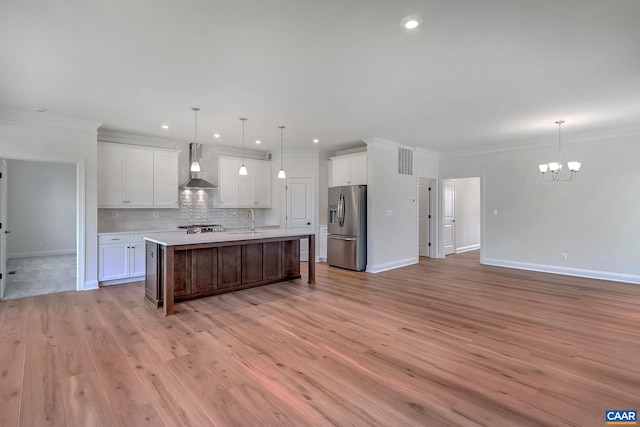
[112,238,121,241]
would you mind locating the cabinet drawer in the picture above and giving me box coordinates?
[99,234,130,244]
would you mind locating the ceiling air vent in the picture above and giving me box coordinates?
[398,147,413,176]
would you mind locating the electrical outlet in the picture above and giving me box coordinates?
[37,241,42,246]
[111,211,118,217]
[153,211,159,217]
[561,253,568,261]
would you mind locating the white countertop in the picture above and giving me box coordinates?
[98,224,280,235]
[143,228,315,246]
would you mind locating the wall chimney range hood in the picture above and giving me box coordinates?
[180,143,217,190]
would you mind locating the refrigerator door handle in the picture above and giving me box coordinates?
[328,235,356,241]
[337,193,345,226]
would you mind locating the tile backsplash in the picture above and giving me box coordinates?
[99,190,271,232]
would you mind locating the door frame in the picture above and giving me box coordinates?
[0,156,85,295]
[0,159,6,298]
[439,174,485,264]
[417,177,436,258]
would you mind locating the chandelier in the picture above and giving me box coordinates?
[538,120,581,182]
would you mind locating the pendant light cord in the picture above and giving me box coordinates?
[279,126,285,169]
[240,117,247,164]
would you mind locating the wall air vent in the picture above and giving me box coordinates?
[398,147,413,176]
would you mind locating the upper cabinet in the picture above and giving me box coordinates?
[98,143,179,208]
[216,156,272,208]
[330,153,367,187]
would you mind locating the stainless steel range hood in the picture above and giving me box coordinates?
[180,143,217,190]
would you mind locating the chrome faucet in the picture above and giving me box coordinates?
[247,208,255,232]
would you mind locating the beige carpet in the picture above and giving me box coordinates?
[4,254,76,300]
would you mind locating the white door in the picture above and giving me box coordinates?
[0,159,6,298]
[286,177,313,261]
[418,178,432,257]
[443,179,456,255]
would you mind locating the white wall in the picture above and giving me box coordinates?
[7,160,76,257]
[440,134,640,283]
[453,177,481,252]
[365,138,418,272]
[0,111,100,290]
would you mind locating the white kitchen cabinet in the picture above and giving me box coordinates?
[98,143,179,208]
[98,145,126,206]
[125,148,154,206]
[98,231,188,284]
[252,160,272,206]
[330,153,367,187]
[218,156,240,206]
[98,234,130,282]
[216,156,272,207]
[128,233,148,277]
[153,151,179,207]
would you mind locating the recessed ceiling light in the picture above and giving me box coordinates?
[213,133,221,138]
[313,139,319,143]
[255,140,261,144]
[161,124,169,129]
[401,15,423,29]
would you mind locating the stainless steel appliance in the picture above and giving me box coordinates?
[327,185,366,271]
[178,224,225,234]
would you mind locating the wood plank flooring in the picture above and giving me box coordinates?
[1,251,639,426]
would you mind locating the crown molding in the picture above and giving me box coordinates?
[414,146,440,159]
[0,109,102,132]
[440,125,640,159]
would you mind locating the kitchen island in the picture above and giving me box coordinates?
[144,229,315,315]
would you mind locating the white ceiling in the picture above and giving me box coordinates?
[2,0,639,154]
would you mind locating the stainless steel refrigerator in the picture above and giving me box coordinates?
[327,185,367,271]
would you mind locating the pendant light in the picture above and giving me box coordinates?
[239,117,248,175]
[190,107,201,172]
[278,125,286,179]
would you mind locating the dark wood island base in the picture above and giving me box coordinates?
[144,232,315,315]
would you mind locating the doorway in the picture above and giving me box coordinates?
[442,177,481,257]
[285,176,314,261]
[1,159,78,299]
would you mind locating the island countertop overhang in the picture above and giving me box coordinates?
[143,228,315,246]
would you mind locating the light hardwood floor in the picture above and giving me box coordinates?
[1,251,639,426]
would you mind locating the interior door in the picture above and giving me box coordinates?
[0,159,6,298]
[418,178,431,257]
[443,179,456,255]
[286,177,313,261]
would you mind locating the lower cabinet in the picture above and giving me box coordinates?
[145,239,302,306]
[98,233,146,282]
[99,231,186,285]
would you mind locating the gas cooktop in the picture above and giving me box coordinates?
[178,224,225,234]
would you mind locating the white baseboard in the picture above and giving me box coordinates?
[367,257,418,274]
[456,244,480,254]
[82,280,99,291]
[8,249,76,259]
[99,276,144,287]
[483,258,640,285]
